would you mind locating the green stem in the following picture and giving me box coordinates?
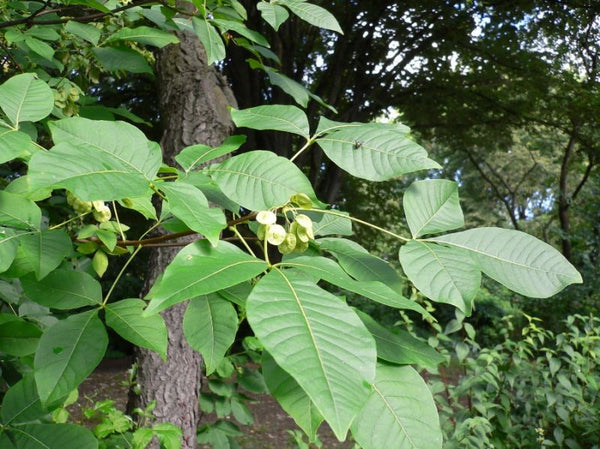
[102,245,143,307]
[230,226,256,258]
[289,138,314,163]
[111,201,126,241]
[263,235,271,266]
[49,211,90,230]
[305,208,410,242]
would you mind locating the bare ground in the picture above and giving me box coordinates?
[71,358,353,449]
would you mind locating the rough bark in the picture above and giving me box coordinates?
[130,31,236,449]
[558,129,578,261]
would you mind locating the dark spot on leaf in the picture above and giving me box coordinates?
[53,347,63,354]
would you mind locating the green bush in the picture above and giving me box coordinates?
[432,314,600,449]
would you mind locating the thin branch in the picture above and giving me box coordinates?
[0,0,161,29]
[76,212,258,248]
[570,155,595,206]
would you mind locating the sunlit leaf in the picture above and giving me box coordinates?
[146,241,267,315]
[0,73,54,125]
[247,269,376,439]
[351,364,442,449]
[316,119,440,181]
[193,17,226,64]
[431,228,582,297]
[208,150,322,210]
[404,179,464,238]
[107,26,179,48]
[105,299,168,359]
[399,241,480,315]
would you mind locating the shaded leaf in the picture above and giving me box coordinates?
[107,26,179,48]
[356,310,445,369]
[8,423,98,449]
[18,229,72,280]
[1,375,46,424]
[230,105,310,138]
[0,319,42,356]
[257,2,290,31]
[262,351,323,438]
[92,46,153,74]
[193,17,226,65]
[21,269,102,310]
[162,182,226,245]
[319,238,403,292]
[183,294,238,375]
[34,310,108,404]
[0,191,41,230]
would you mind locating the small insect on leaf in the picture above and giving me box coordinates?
[353,140,363,150]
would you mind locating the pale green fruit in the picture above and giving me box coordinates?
[278,232,297,255]
[266,224,286,246]
[257,210,277,225]
[295,214,313,229]
[294,239,309,253]
[290,193,312,209]
[257,224,267,240]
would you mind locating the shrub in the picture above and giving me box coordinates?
[433,314,600,449]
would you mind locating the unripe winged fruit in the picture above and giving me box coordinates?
[92,201,112,223]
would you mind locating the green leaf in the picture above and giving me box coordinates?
[92,250,108,278]
[92,46,153,74]
[0,319,42,356]
[306,210,352,236]
[29,118,161,201]
[403,179,464,238]
[192,17,226,65]
[356,310,445,370]
[182,172,240,213]
[183,294,238,375]
[316,120,440,181]
[8,423,98,449]
[146,241,267,315]
[0,227,20,272]
[105,299,168,360]
[95,229,117,251]
[25,37,55,61]
[212,19,269,47]
[262,351,323,438]
[399,241,480,315]
[247,269,376,439]
[0,191,41,230]
[230,105,310,138]
[278,0,343,34]
[351,364,442,449]
[162,182,227,246]
[0,128,35,163]
[209,150,321,210]
[267,70,310,107]
[257,2,290,31]
[430,228,583,298]
[153,423,182,449]
[34,310,108,404]
[107,26,179,48]
[21,269,102,310]
[119,195,157,220]
[319,238,403,292]
[0,73,54,125]
[176,135,246,172]
[280,255,432,318]
[1,375,46,424]
[65,21,101,45]
[18,229,72,280]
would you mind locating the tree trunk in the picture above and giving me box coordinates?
[130,31,237,449]
[558,129,578,262]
